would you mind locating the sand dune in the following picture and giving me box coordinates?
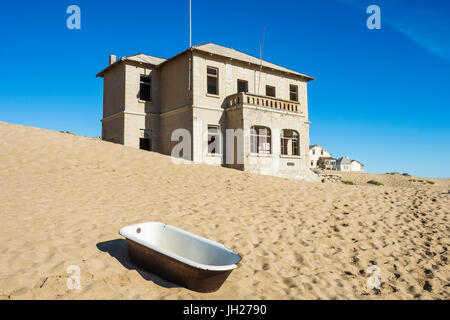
[0,121,448,300]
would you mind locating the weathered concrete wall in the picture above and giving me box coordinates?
[121,62,161,150]
[223,107,244,171]
[102,113,124,144]
[192,107,225,165]
[191,51,311,178]
[123,113,145,149]
[192,51,309,119]
[124,62,161,115]
[240,106,310,179]
[159,107,193,158]
[102,63,125,118]
[100,49,314,180]
[160,53,192,114]
[101,63,126,145]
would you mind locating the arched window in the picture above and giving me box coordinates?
[281,129,299,156]
[250,126,271,154]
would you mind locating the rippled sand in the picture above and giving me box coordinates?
[0,121,448,299]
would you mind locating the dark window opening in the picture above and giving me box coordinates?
[237,79,248,93]
[139,75,152,102]
[139,138,151,151]
[266,85,276,97]
[290,84,298,101]
[207,67,218,95]
[208,125,220,154]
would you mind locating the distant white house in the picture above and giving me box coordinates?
[337,156,352,171]
[350,160,364,172]
[337,156,364,172]
[309,145,331,168]
[310,146,364,172]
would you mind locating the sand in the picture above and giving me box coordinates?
[0,121,448,300]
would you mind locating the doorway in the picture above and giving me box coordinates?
[139,138,151,151]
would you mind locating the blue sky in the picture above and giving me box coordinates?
[0,0,449,177]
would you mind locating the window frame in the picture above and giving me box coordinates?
[207,66,219,95]
[237,79,248,93]
[207,124,221,155]
[289,84,298,101]
[265,85,276,97]
[139,75,152,102]
[250,126,272,155]
[280,129,300,156]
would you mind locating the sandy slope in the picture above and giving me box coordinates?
[0,121,448,300]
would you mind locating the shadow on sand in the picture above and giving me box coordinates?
[96,239,180,289]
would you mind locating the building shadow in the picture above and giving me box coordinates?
[96,239,180,289]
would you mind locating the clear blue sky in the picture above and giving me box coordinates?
[0,0,449,177]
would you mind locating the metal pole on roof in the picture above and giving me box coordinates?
[189,0,192,48]
[257,25,265,95]
[188,0,192,92]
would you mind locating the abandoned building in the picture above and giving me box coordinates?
[317,157,337,170]
[309,145,332,168]
[310,145,364,172]
[337,156,364,172]
[96,43,318,180]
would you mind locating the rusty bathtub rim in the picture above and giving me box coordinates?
[118,222,242,272]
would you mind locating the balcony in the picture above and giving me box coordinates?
[226,92,302,114]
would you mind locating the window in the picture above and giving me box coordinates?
[140,75,152,101]
[207,67,218,95]
[311,161,313,166]
[290,84,298,101]
[280,129,299,156]
[208,125,220,154]
[250,126,271,154]
[237,79,248,93]
[266,85,276,97]
[321,149,324,155]
[139,138,151,151]
[312,149,315,155]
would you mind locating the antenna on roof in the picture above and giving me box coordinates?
[257,25,265,95]
[189,0,192,48]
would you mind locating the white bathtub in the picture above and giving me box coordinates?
[119,222,242,292]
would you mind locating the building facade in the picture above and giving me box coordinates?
[337,156,352,171]
[350,160,364,172]
[317,157,337,170]
[97,43,318,180]
[309,145,331,168]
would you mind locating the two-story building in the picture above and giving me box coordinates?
[96,43,317,180]
[309,145,333,168]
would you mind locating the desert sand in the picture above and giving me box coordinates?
[0,121,448,300]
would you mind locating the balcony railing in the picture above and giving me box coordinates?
[226,92,302,114]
